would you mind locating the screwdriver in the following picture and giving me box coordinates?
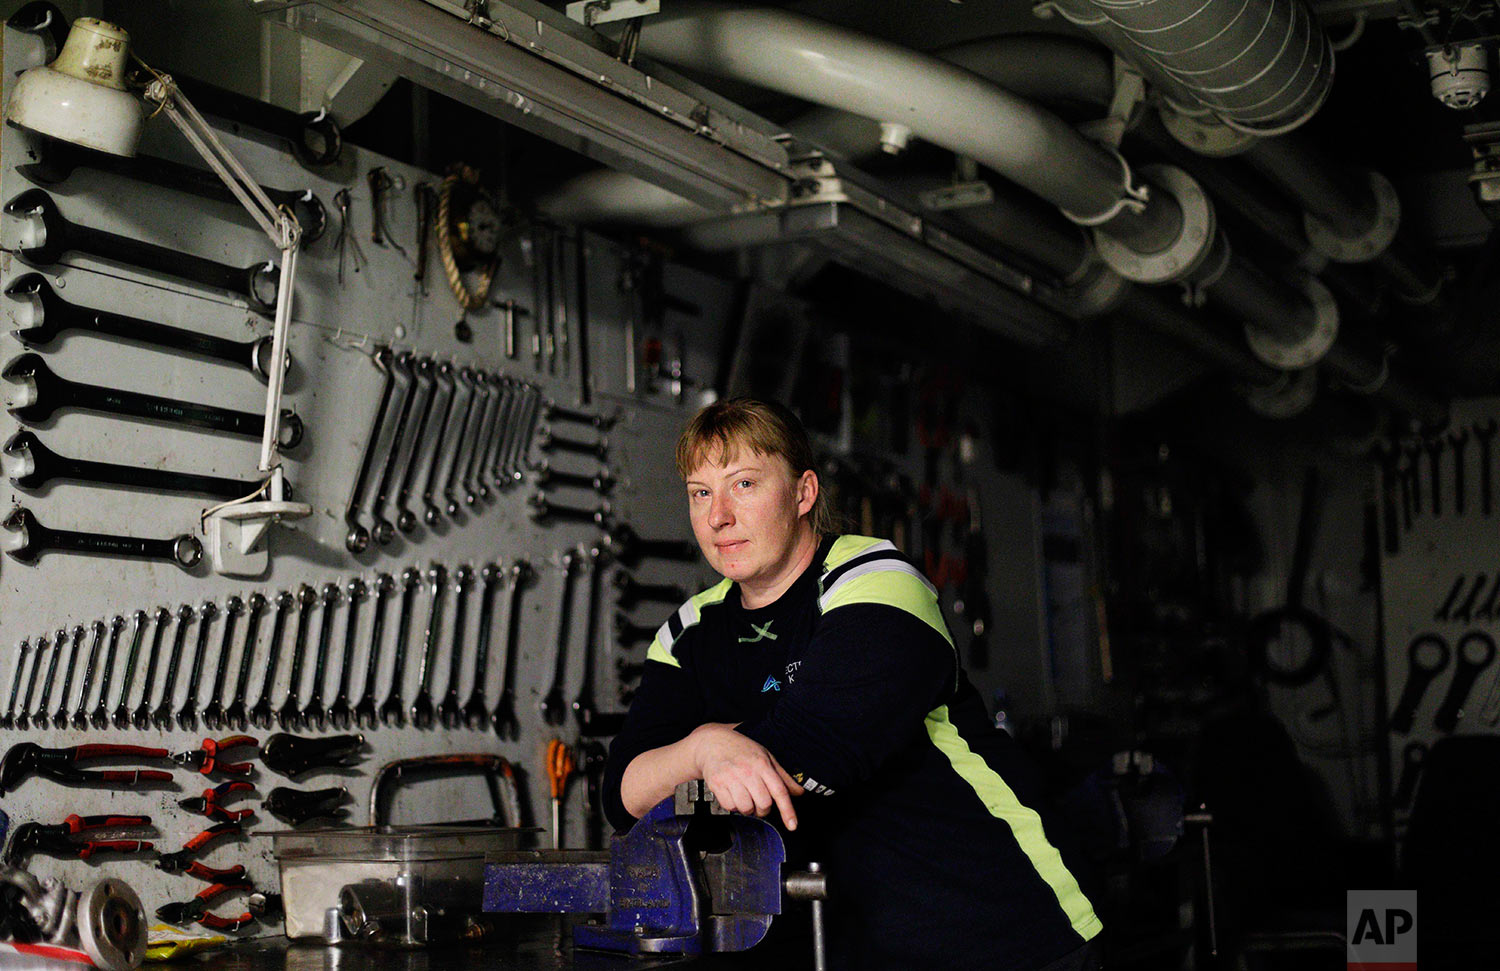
[546,737,575,850]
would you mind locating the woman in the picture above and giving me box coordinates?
[603,397,1102,970]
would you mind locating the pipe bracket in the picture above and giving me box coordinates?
[1304,170,1401,263]
[1059,144,1148,226]
[1093,164,1215,283]
[1244,273,1340,369]
[1244,367,1317,419]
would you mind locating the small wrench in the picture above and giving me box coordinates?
[540,552,578,726]
[53,621,92,729]
[302,583,342,730]
[278,586,318,730]
[462,563,501,729]
[131,609,172,730]
[112,610,148,730]
[153,606,196,730]
[177,601,219,730]
[410,564,448,729]
[201,597,245,731]
[327,578,365,730]
[493,560,532,739]
[438,565,474,728]
[32,626,68,730]
[379,568,423,728]
[354,574,395,729]
[224,594,268,731]
[249,592,295,731]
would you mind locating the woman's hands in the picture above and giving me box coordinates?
[690,722,801,830]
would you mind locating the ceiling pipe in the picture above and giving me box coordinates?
[535,168,710,227]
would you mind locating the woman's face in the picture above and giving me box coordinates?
[685,446,818,600]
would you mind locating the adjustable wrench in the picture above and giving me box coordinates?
[354,574,395,729]
[4,353,304,447]
[33,626,68,729]
[131,609,172,730]
[248,592,295,731]
[327,578,365,730]
[540,552,579,726]
[410,564,448,729]
[379,568,423,728]
[201,597,245,731]
[438,565,475,728]
[111,610,147,730]
[75,616,114,730]
[278,586,319,730]
[344,347,398,554]
[153,606,196,730]
[440,369,483,516]
[1,639,29,730]
[4,507,202,570]
[178,601,219,730]
[462,563,501,729]
[5,189,280,312]
[419,364,462,525]
[15,634,45,731]
[396,361,448,533]
[224,594,268,731]
[4,430,261,502]
[366,351,420,546]
[493,560,532,739]
[303,583,343,730]
[53,621,91,728]
[7,274,279,376]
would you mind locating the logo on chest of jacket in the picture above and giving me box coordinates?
[738,621,777,644]
[760,675,781,692]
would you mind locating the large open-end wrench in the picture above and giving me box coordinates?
[151,606,195,730]
[410,564,448,729]
[344,347,398,554]
[379,568,423,727]
[462,563,501,729]
[176,601,218,730]
[16,634,46,731]
[539,552,578,726]
[395,361,449,533]
[367,352,421,546]
[278,586,318,730]
[112,610,148,730]
[32,626,68,729]
[302,583,343,730]
[420,366,466,525]
[4,507,202,570]
[7,274,279,376]
[53,621,91,728]
[17,138,328,244]
[493,560,532,739]
[173,74,343,169]
[4,431,262,502]
[4,353,304,447]
[75,617,114,730]
[441,370,487,514]
[354,574,395,729]
[437,565,474,729]
[224,593,268,731]
[1,639,31,730]
[327,578,365,730]
[5,188,280,312]
[248,592,295,730]
[131,610,173,730]
[461,373,503,504]
[201,597,244,730]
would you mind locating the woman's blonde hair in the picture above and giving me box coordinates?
[675,398,842,536]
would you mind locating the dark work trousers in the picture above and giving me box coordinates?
[1036,939,1104,971]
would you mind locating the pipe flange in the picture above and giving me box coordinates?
[1245,367,1318,419]
[1094,164,1216,284]
[1158,105,1256,158]
[1304,170,1401,263]
[1243,274,1340,369]
[75,878,147,971]
[1060,261,1130,317]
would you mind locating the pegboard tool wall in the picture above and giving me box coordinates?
[0,20,728,932]
[1378,397,1500,834]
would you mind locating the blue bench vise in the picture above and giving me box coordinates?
[481,781,825,957]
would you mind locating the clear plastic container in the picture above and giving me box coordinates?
[271,826,521,945]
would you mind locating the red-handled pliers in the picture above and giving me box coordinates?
[2,814,153,866]
[172,736,257,777]
[156,880,258,932]
[155,820,243,873]
[0,743,172,795]
[179,781,255,822]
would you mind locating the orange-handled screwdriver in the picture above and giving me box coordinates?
[546,737,575,850]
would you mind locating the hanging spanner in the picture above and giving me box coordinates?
[5,189,280,312]
[32,626,68,730]
[379,568,423,728]
[439,369,483,516]
[1476,418,1497,516]
[1,638,30,731]
[249,592,296,731]
[614,573,687,609]
[4,353,304,447]
[327,578,365,730]
[131,609,172,730]
[3,506,202,570]
[367,353,421,546]
[1435,630,1495,732]
[7,274,279,376]
[462,374,503,504]
[278,586,319,730]
[75,616,114,730]
[303,583,343,730]
[1390,634,1450,734]
[540,551,578,726]
[1425,436,1445,517]
[15,635,45,731]
[410,564,448,729]
[1449,428,1471,516]
[111,610,148,730]
[172,74,343,169]
[529,494,611,526]
[493,560,532,740]
[395,361,447,533]
[437,565,474,729]
[544,401,620,431]
[51,622,89,729]
[478,378,517,492]
[344,347,398,554]
[177,601,219,730]
[452,373,494,508]
[4,431,261,501]
[224,594,268,731]
[153,606,197,730]
[201,597,244,731]
[418,364,462,525]
[462,563,501,729]
[354,574,395,729]
[535,460,616,494]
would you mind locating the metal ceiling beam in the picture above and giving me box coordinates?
[247,0,791,209]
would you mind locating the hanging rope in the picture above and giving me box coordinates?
[436,165,501,311]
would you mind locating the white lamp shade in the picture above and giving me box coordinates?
[7,18,143,156]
